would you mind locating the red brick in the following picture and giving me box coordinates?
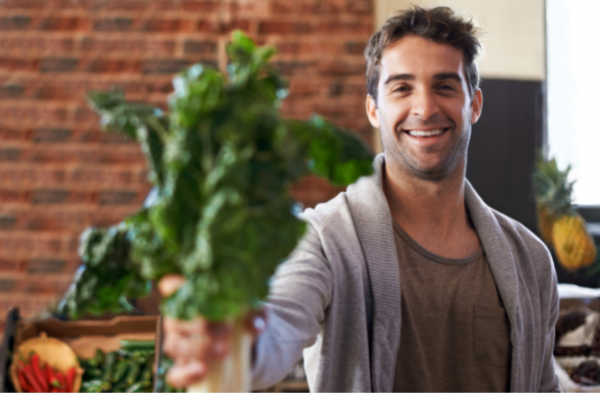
[48,0,78,7]
[183,39,217,55]
[0,106,69,124]
[26,146,145,165]
[39,58,78,73]
[0,279,16,292]
[33,128,71,142]
[141,19,182,33]
[79,0,105,10]
[70,168,135,186]
[0,148,21,162]
[0,167,67,186]
[0,15,31,30]
[0,190,23,202]
[73,107,100,123]
[93,17,133,31]
[3,37,75,53]
[144,39,176,55]
[0,0,48,9]
[0,236,63,255]
[98,190,139,205]
[181,0,217,12]
[27,259,65,274]
[105,0,148,11]
[0,83,24,99]
[40,17,86,31]
[81,38,176,55]
[347,0,372,14]
[317,21,372,35]
[271,42,300,55]
[219,20,251,34]
[142,59,191,75]
[85,59,140,74]
[346,40,366,55]
[34,84,72,101]
[318,61,365,76]
[288,81,321,98]
[0,126,25,141]
[0,57,36,72]
[20,278,72,295]
[196,19,249,34]
[272,61,316,76]
[258,21,312,35]
[0,258,22,272]
[150,0,180,10]
[31,189,69,204]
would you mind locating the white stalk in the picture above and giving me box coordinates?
[187,316,252,393]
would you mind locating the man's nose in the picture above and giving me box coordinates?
[411,89,440,121]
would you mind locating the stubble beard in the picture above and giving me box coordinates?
[381,113,472,183]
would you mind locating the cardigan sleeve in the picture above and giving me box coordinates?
[538,265,561,392]
[250,222,333,390]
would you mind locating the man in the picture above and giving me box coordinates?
[160,6,560,392]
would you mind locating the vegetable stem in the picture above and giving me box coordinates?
[187,316,251,393]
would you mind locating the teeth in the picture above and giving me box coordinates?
[407,129,444,137]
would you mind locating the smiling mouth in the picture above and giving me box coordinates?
[404,128,448,137]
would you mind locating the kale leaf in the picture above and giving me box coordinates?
[59,31,373,322]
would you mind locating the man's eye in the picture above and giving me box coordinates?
[395,86,410,92]
[438,84,454,90]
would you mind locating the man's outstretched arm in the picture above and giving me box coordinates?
[159,221,333,390]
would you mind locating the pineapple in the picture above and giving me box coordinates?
[537,205,555,246]
[532,156,597,271]
[552,214,597,271]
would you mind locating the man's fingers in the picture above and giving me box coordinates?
[164,316,207,336]
[158,274,186,297]
[163,332,207,360]
[164,317,232,340]
[166,359,207,389]
[163,318,232,360]
[164,334,231,360]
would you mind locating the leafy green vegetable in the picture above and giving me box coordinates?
[59,31,373,322]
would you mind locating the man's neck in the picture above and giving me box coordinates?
[383,158,481,259]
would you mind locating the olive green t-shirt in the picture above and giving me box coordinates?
[392,220,511,392]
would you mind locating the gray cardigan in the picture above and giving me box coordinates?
[251,154,560,392]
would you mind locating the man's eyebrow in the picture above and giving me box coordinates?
[383,74,415,86]
[433,72,463,83]
[383,72,463,86]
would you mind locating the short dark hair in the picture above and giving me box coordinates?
[364,6,482,104]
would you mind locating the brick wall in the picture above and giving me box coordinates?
[0,0,373,335]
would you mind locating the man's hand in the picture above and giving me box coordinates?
[158,274,266,389]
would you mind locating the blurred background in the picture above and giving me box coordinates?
[0,0,598,336]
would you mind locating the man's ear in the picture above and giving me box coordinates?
[470,89,483,124]
[366,95,380,128]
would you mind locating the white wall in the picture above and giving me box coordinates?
[375,0,546,81]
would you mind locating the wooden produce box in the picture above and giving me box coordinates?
[1,311,162,393]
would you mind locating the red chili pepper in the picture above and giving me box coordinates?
[22,364,43,393]
[45,362,60,389]
[56,371,67,393]
[66,367,75,393]
[30,353,48,392]
[18,367,33,393]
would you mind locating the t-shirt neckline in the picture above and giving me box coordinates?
[392,219,484,266]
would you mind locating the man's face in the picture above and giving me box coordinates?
[366,35,483,181]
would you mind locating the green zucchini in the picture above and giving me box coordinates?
[119,340,155,351]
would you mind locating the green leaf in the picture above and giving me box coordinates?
[63,32,374,322]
